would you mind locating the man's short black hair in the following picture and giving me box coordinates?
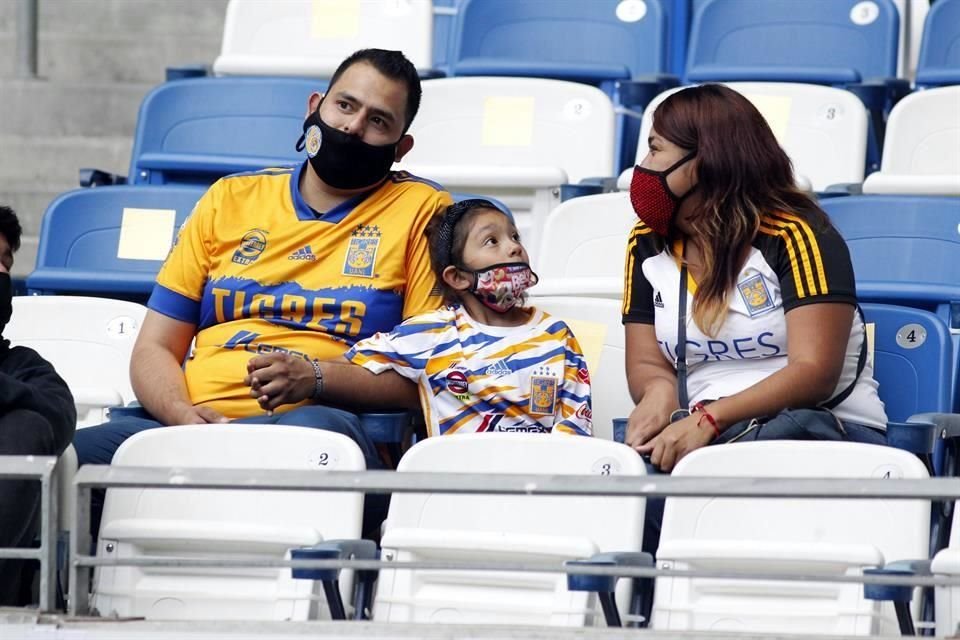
[0,205,22,252]
[328,48,422,133]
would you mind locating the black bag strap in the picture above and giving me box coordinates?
[820,304,868,410]
[676,259,690,411]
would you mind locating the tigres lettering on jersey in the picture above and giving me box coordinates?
[346,306,593,437]
[149,162,452,418]
[621,212,887,430]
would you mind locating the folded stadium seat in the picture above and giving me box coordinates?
[526,296,633,443]
[532,191,635,298]
[823,195,960,400]
[26,185,207,302]
[446,0,678,169]
[685,0,905,172]
[212,0,433,78]
[647,441,929,633]
[861,85,960,196]
[127,77,317,186]
[915,0,960,88]
[370,434,647,626]
[401,77,617,260]
[90,424,367,620]
[616,82,870,193]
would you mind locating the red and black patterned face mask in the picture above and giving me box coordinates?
[629,151,697,235]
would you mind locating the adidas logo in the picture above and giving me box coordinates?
[289,245,317,261]
[485,359,512,376]
[654,291,664,308]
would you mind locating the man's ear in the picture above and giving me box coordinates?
[441,264,471,293]
[394,134,414,162]
[306,91,323,117]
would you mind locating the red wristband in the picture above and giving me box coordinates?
[693,402,720,438]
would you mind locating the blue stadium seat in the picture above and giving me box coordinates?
[824,195,960,412]
[447,0,678,170]
[686,0,900,85]
[916,0,960,87]
[27,185,207,301]
[128,77,320,186]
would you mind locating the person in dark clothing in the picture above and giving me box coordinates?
[0,205,76,606]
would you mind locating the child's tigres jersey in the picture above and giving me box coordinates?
[346,305,593,437]
[149,162,451,418]
[622,212,887,429]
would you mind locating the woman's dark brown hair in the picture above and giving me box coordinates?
[654,84,830,336]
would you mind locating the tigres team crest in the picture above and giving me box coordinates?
[737,273,775,317]
[343,224,381,278]
[304,124,322,158]
[528,375,558,416]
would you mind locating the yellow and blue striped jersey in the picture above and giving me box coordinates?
[149,162,451,418]
[346,305,593,437]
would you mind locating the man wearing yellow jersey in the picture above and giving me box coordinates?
[74,50,451,488]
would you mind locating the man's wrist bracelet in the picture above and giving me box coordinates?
[310,360,324,400]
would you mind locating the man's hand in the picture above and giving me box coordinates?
[168,403,228,426]
[637,413,715,471]
[245,353,316,411]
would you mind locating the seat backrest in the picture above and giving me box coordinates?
[631,83,868,191]
[862,303,953,421]
[875,85,960,177]
[27,185,206,300]
[530,297,632,442]
[212,0,433,78]
[450,0,670,80]
[376,434,645,624]
[686,0,900,84]
[128,77,316,186]
[664,441,928,567]
[5,296,146,426]
[823,195,960,304]
[916,0,960,86]
[536,192,635,282]
[93,424,366,620]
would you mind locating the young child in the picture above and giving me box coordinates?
[344,199,593,437]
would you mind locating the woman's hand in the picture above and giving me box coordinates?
[244,354,316,411]
[625,381,677,449]
[637,412,715,471]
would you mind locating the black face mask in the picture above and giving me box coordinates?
[0,273,11,339]
[295,109,398,190]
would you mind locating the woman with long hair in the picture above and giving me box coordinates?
[622,84,887,474]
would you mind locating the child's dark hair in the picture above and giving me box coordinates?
[426,198,505,304]
[0,205,22,252]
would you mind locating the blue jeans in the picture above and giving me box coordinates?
[73,404,387,537]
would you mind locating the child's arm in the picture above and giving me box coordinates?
[552,328,593,436]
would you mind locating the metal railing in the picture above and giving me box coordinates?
[68,464,960,621]
[0,455,59,612]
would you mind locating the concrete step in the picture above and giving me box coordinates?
[0,78,150,137]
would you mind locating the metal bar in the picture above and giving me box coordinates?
[67,554,960,589]
[38,466,57,611]
[0,548,42,560]
[73,465,960,500]
[0,455,58,479]
[15,0,38,78]
[68,484,92,616]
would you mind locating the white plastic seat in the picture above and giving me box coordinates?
[6,296,145,428]
[651,441,929,634]
[617,82,869,193]
[91,424,366,621]
[373,433,645,626]
[533,191,635,298]
[403,77,617,258]
[212,0,433,77]
[931,489,960,635]
[862,85,960,196]
[530,296,631,442]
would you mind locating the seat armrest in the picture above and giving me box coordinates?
[615,76,681,111]
[165,64,210,81]
[565,551,653,593]
[79,168,127,187]
[358,411,410,444]
[846,78,910,112]
[863,559,928,635]
[886,420,937,455]
[291,539,378,621]
[909,413,960,441]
